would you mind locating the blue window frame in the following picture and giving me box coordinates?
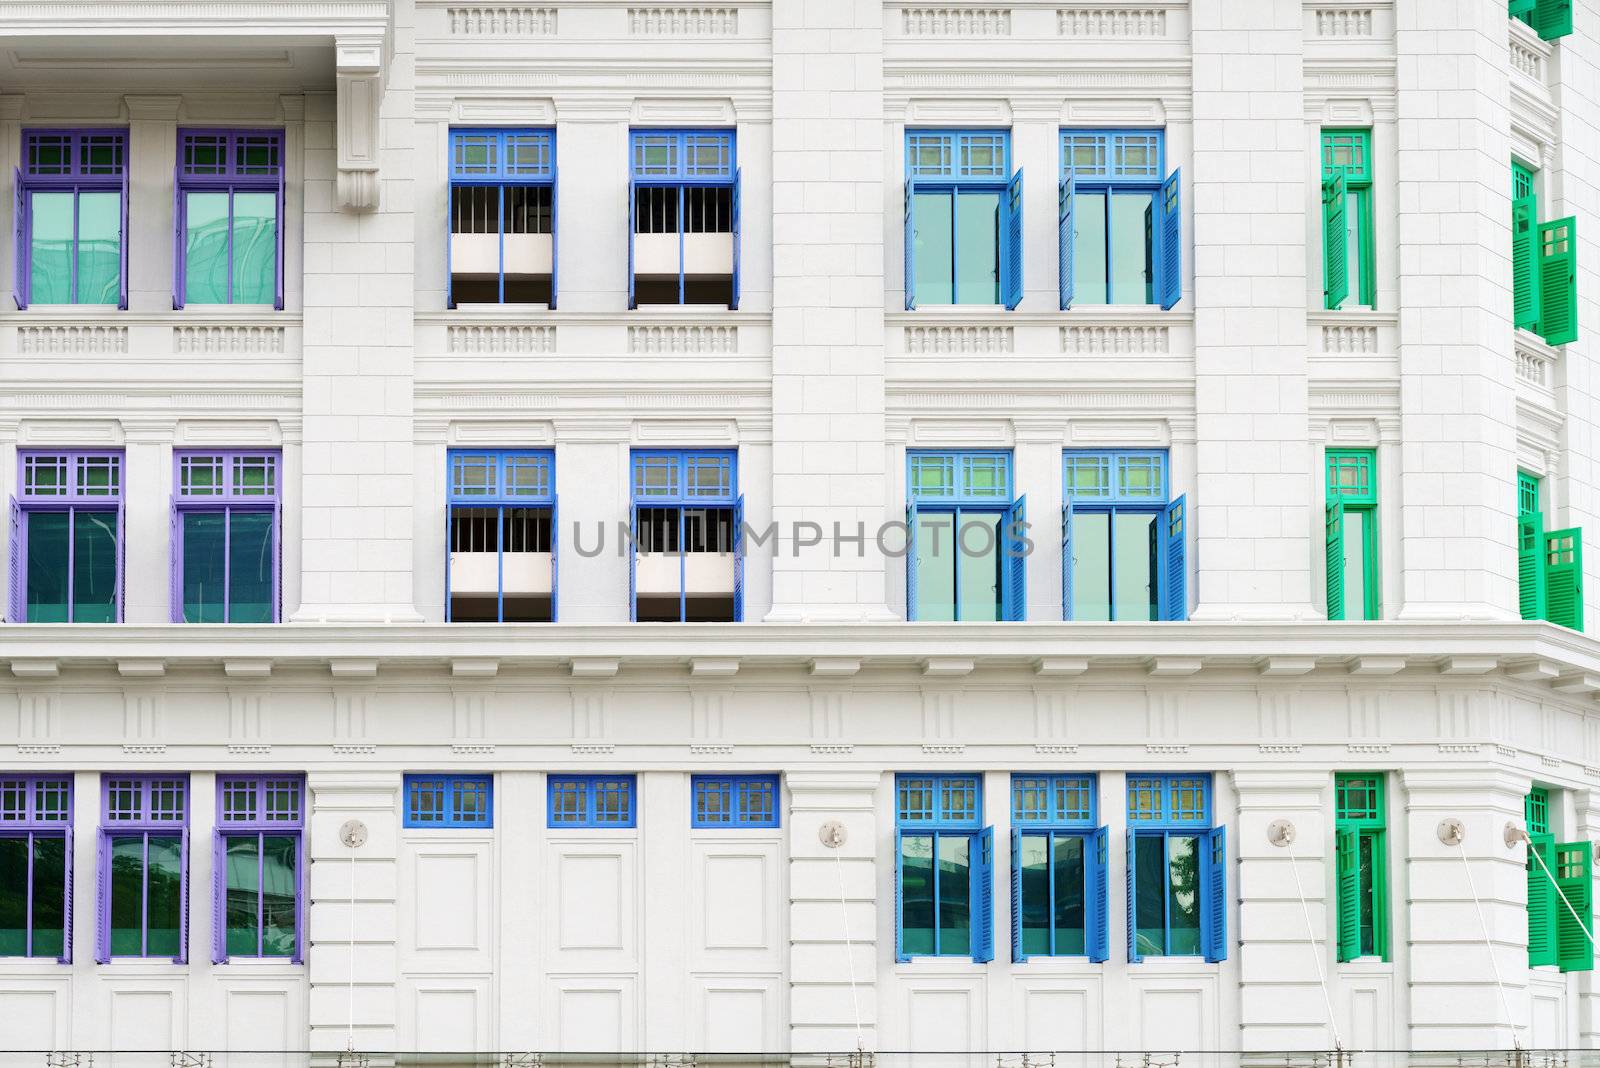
[691,775,780,828]
[905,130,1023,310]
[629,129,741,309]
[1010,774,1108,962]
[445,449,557,623]
[548,775,637,828]
[1062,449,1186,621]
[1060,129,1181,310]
[403,775,493,829]
[906,450,1026,622]
[630,449,744,623]
[14,129,129,310]
[447,128,556,308]
[1125,773,1226,963]
[895,773,994,963]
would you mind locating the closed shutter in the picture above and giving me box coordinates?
[1059,172,1075,310]
[1543,527,1583,632]
[1003,495,1026,621]
[1160,494,1187,621]
[1088,825,1109,963]
[1157,168,1182,310]
[1323,171,1348,310]
[1202,825,1228,963]
[1555,840,1594,972]
[1126,829,1142,963]
[1529,833,1559,967]
[1010,829,1026,963]
[1513,196,1542,331]
[972,826,994,963]
[1002,169,1023,310]
[1537,217,1578,346]
[1335,826,1361,962]
[1519,512,1547,621]
[1325,498,1345,621]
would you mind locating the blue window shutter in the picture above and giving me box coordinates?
[172,162,185,310]
[733,493,745,622]
[12,167,25,310]
[1088,826,1109,963]
[1003,168,1024,310]
[629,504,639,622]
[550,492,559,623]
[550,157,559,309]
[1126,829,1142,963]
[895,829,910,962]
[905,178,918,310]
[1058,172,1074,310]
[119,167,130,310]
[1004,494,1027,621]
[906,500,919,621]
[446,177,455,310]
[8,495,20,622]
[972,826,995,963]
[95,831,110,963]
[627,174,637,310]
[444,502,454,623]
[1061,501,1074,621]
[1160,494,1187,621]
[731,167,741,310]
[211,832,228,963]
[60,821,73,963]
[1158,168,1182,310]
[1010,829,1026,963]
[1203,825,1228,963]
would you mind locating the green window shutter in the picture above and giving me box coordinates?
[1529,833,1559,967]
[1322,171,1348,311]
[1513,196,1542,331]
[1370,831,1389,960]
[1519,513,1548,620]
[1543,527,1584,632]
[1556,840,1594,972]
[1509,0,1537,18]
[1534,0,1574,40]
[1538,217,1578,346]
[1335,827,1361,963]
[1325,498,1345,621]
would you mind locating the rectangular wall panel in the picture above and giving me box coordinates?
[695,978,782,1052]
[555,980,636,1052]
[413,849,485,952]
[1139,988,1203,1052]
[553,845,636,960]
[224,987,295,1068]
[415,984,483,1051]
[1018,983,1092,1052]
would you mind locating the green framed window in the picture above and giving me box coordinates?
[1512,159,1579,346]
[1516,471,1584,631]
[1321,130,1375,310]
[1325,449,1380,621]
[1525,787,1593,972]
[1511,0,1573,41]
[1334,773,1388,962]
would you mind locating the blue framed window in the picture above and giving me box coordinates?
[629,129,741,308]
[1126,773,1226,963]
[448,128,556,308]
[1060,129,1180,310]
[630,449,744,622]
[548,775,637,828]
[446,449,556,623]
[905,130,1023,310]
[1062,450,1186,621]
[906,451,1026,621]
[895,773,993,963]
[1010,774,1107,962]
[14,129,129,310]
[691,775,779,828]
[404,775,494,829]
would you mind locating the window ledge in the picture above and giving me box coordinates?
[888,306,1194,327]
[0,308,299,326]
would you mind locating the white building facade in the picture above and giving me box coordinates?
[1,0,1600,1060]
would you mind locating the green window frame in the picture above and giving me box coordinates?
[1512,159,1579,347]
[1321,130,1375,310]
[1325,449,1380,621]
[1334,773,1388,962]
[1525,787,1594,972]
[1516,471,1584,631]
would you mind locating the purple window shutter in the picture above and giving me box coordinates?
[13,167,27,310]
[94,832,110,963]
[60,821,74,963]
[119,166,129,310]
[170,495,182,623]
[273,498,283,623]
[176,826,189,963]
[211,832,227,964]
[291,834,305,964]
[172,162,184,310]
[116,504,125,622]
[274,166,284,311]
[8,495,21,622]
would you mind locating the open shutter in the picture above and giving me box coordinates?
[1157,168,1182,310]
[906,500,920,621]
[1538,217,1578,346]
[627,175,637,310]
[170,497,182,622]
[274,166,285,311]
[177,826,190,964]
[904,178,918,311]
[1335,827,1361,962]
[972,826,994,963]
[732,493,745,622]
[273,498,283,623]
[446,178,456,310]
[549,494,559,624]
[1556,840,1594,972]
[95,832,110,963]
[895,829,909,962]
[60,821,74,964]
[628,504,639,622]
[1323,171,1349,311]
[1520,512,1547,620]
[120,166,130,309]
[1513,195,1542,331]
[212,832,228,964]
[1534,0,1574,40]
[172,164,185,309]
[550,163,559,309]
[1061,501,1074,621]
[1544,527,1584,632]
[8,496,20,622]
[1010,830,1026,963]
[13,168,26,310]
[1325,498,1345,621]
[1059,172,1075,310]
[1510,0,1537,16]
[1160,494,1187,621]
[1126,830,1142,963]
[1089,826,1109,963]
[1529,833,1559,967]
[730,167,741,311]
[116,504,126,623]
[1003,495,1026,621]
[1002,169,1023,310]
[1203,825,1228,963]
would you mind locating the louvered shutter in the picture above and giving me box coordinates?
[1543,527,1584,632]
[627,175,637,310]
[1509,0,1537,16]
[1323,171,1349,311]
[1519,512,1547,621]
[170,496,182,623]
[1326,498,1345,621]
[894,829,909,962]
[550,159,559,309]
[1061,501,1074,621]
[628,504,639,622]
[1160,494,1187,621]
[60,821,74,964]
[1010,830,1026,963]
[1088,826,1109,963]
[906,500,920,621]
[273,162,285,311]
[1002,169,1023,310]
[1556,840,1594,972]
[116,504,125,623]
[177,826,190,963]
[732,493,745,622]
[120,165,130,309]
[904,178,918,310]
[1537,217,1578,346]
[13,168,26,310]
[549,493,559,623]
[1529,833,1559,967]
[730,167,741,310]
[1059,172,1075,310]
[173,164,185,309]
[1335,827,1361,962]
[972,827,995,963]
[1534,0,1574,40]
[1202,825,1228,963]
[212,832,228,963]
[1126,829,1142,963]
[1157,168,1182,310]
[1003,495,1026,621]
[273,497,283,623]
[95,832,110,963]
[1513,196,1542,331]
[8,496,21,622]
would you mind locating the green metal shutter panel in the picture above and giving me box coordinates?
[1555,840,1594,972]
[1323,171,1348,310]
[1335,827,1361,963]
[1325,498,1345,620]
[1529,833,1559,967]
[1534,0,1574,40]
[1543,527,1584,632]
[1519,512,1547,620]
[1538,217,1578,346]
[1513,196,1542,331]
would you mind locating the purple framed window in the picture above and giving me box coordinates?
[96,774,189,963]
[213,775,303,963]
[8,450,124,623]
[174,129,284,309]
[171,450,281,623]
[0,775,74,961]
[13,129,128,310]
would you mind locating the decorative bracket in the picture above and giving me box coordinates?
[335,35,385,212]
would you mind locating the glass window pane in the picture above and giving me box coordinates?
[956,512,1001,622]
[225,835,259,957]
[25,511,70,623]
[29,835,65,958]
[184,192,231,304]
[1345,190,1362,309]
[1134,834,1165,956]
[1052,834,1086,956]
[1019,833,1051,956]
[261,836,298,958]
[76,192,121,305]
[1343,508,1368,621]
[28,192,74,304]
[915,513,956,621]
[182,512,226,624]
[1167,834,1202,955]
[0,837,25,955]
[900,834,936,957]
[936,834,971,956]
[231,191,278,304]
[1358,832,1377,957]
[954,191,999,305]
[1072,191,1108,304]
[109,835,144,956]
[1109,191,1154,305]
[228,511,275,623]
[1071,511,1111,621]
[145,835,183,959]
[71,511,117,623]
[913,192,954,305]
[1113,511,1156,622]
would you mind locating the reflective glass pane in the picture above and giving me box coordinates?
[1109,191,1154,305]
[1343,508,1368,621]
[25,511,70,623]
[1358,832,1377,957]
[1052,834,1086,955]
[28,192,73,304]
[72,511,117,623]
[900,834,935,957]
[915,513,956,621]
[1019,833,1050,956]
[913,192,954,305]
[184,192,231,304]
[0,837,25,955]
[261,835,297,957]
[1072,191,1108,304]
[29,835,65,958]
[1134,834,1164,956]
[109,835,144,956]
[76,192,121,305]
[1112,511,1156,622]
[954,191,999,305]
[1167,834,1202,955]
[145,835,183,959]
[225,835,259,956]
[1345,190,1362,309]
[1071,511,1111,621]
[956,512,1001,622]
[936,834,971,956]
[183,512,226,623]
[228,511,274,623]
[231,191,277,304]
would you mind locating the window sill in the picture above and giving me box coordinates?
[213,957,304,971]
[455,302,550,313]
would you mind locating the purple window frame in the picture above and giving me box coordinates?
[95,773,190,964]
[170,450,282,623]
[13,129,129,311]
[173,129,285,311]
[9,450,125,623]
[212,774,304,964]
[0,774,74,962]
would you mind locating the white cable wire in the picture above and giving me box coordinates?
[349,848,357,1053]
[832,849,867,1052]
[1455,843,1522,1049]
[1284,840,1342,1051]
[1527,840,1597,950]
